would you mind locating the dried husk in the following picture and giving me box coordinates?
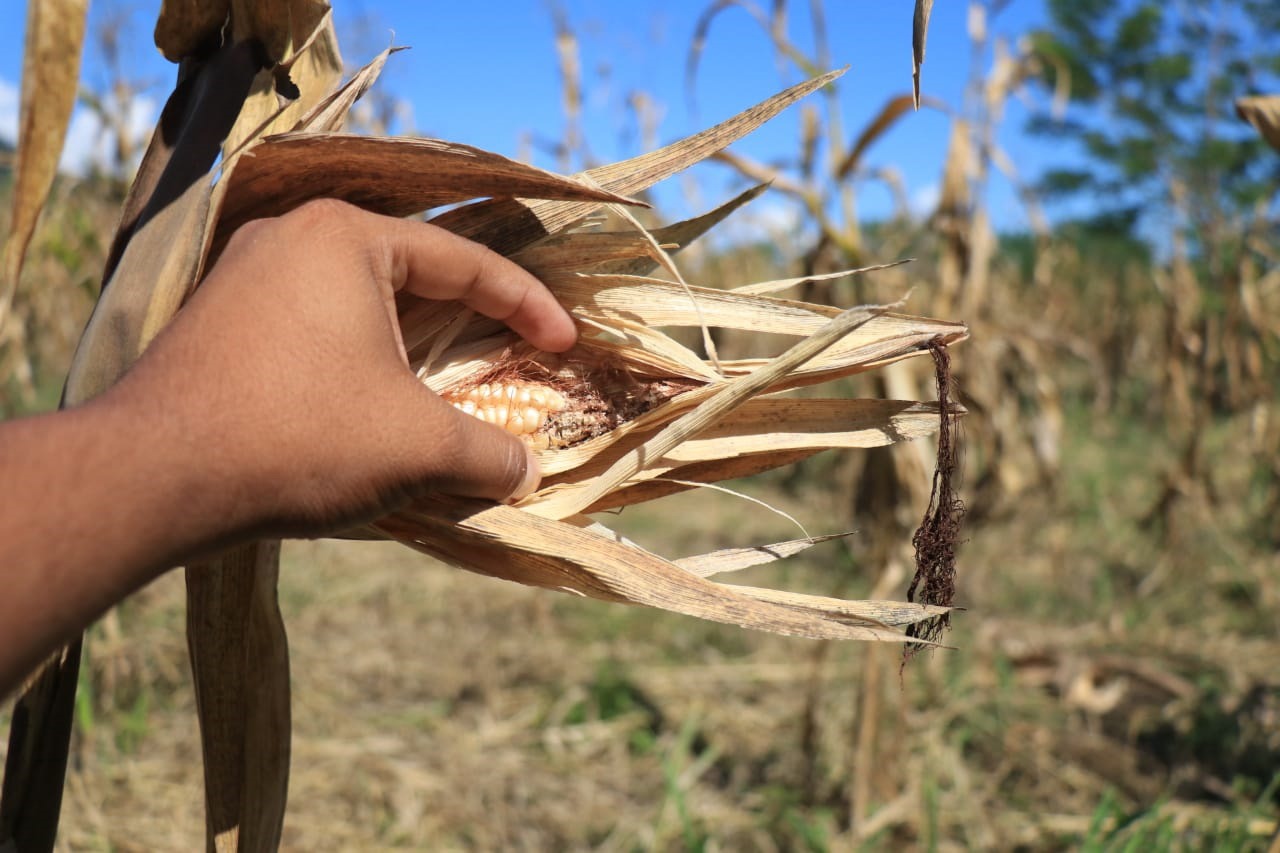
[1236,94,1280,152]
[201,63,969,645]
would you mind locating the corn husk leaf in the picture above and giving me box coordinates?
[549,399,948,484]
[511,233,670,276]
[213,134,643,242]
[583,448,822,513]
[295,45,406,133]
[597,183,771,276]
[675,533,854,577]
[732,261,911,296]
[523,300,903,519]
[431,68,846,255]
[1236,94,1280,153]
[380,499,944,644]
[190,65,968,646]
[387,70,846,363]
[231,0,329,64]
[154,0,231,62]
[220,5,342,168]
[913,0,934,108]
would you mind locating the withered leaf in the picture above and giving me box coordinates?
[433,68,846,255]
[155,0,231,63]
[1236,94,1280,153]
[214,134,645,241]
[913,0,934,109]
[0,0,89,327]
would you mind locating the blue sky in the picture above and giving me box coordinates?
[0,1,1057,231]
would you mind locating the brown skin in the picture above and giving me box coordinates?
[0,200,577,699]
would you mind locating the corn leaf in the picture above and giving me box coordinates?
[675,533,854,577]
[837,94,924,180]
[1236,94,1280,153]
[0,0,89,329]
[4,23,261,853]
[231,0,330,64]
[431,68,846,255]
[220,5,342,167]
[185,543,291,852]
[295,45,406,133]
[913,0,934,108]
[64,44,263,404]
[382,500,942,644]
[596,183,771,277]
[213,134,644,243]
[155,0,232,62]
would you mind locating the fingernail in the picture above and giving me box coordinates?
[507,444,541,503]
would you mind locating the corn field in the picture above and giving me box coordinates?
[2,1,1279,851]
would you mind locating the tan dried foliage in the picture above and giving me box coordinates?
[185,60,966,644]
[0,0,89,329]
[211,135,640,250]
[838,93,941,181]
[1236,94,1280,153]
[230,0,330,64]
[219,5,342,168]
[155,0,231,62]
[912,0,934,108]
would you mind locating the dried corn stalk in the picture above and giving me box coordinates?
[201,62,968,646]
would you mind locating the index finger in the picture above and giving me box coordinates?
[366,212,578,353]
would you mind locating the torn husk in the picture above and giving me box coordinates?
[205,60,969,645]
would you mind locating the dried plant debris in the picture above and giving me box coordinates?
[202,59,969,646]
[1236,94,1280,152]
[1,0,89,328]
[904,338,966,663]
[912,0,934,108]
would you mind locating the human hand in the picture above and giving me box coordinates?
[107,199,577,540]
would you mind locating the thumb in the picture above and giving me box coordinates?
[409,391,542,503]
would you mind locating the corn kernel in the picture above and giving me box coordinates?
[442,379,569,442]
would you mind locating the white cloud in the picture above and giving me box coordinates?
[58,108,101,175]
[59,93,158,176]
[704,195,809,250]
[0,77,18,145]
[910,182,941,219]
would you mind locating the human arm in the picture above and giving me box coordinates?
[0,200,577,698]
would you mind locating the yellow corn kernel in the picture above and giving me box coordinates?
[443,381,568,441]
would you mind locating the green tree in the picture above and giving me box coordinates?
[1027,0,1280,245]
[1027,0,1280,522]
